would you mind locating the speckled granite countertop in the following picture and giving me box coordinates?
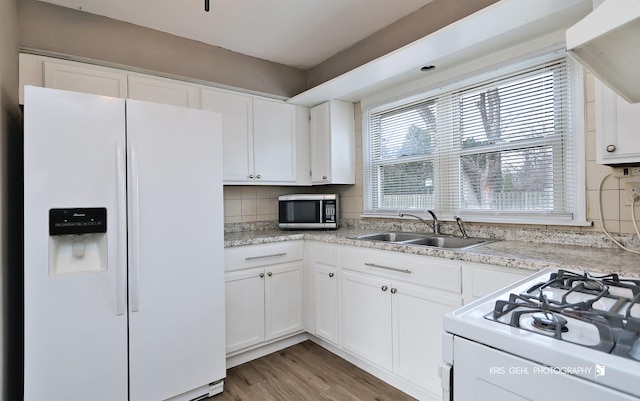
[224,228,640,278]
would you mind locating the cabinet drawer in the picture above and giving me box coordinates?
[225,241,304,271]
[310,242,338,266]
[468,263,531,299]
[340,246,461,294]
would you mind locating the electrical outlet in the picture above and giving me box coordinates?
[624,181,640,205]
[612,167,640,178]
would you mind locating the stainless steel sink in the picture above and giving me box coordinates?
[349,232,497,250]
[402,236,494,249]
[351,232,429,242]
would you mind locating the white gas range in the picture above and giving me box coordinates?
[441,268,640,400]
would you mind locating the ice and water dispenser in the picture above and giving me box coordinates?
[48,208,108,277]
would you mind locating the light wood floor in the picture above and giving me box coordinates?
[209,340,417,401]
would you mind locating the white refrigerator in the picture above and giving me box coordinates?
[23,86,226,401]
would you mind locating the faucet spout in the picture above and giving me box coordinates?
[426,210,440,234]
[399,211,440,234]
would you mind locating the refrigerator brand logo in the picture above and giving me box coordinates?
[595,363,606,378]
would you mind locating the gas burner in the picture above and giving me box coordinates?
[531,312,568,333]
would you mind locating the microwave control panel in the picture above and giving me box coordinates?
[324,200,336,223]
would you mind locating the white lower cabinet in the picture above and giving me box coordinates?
[340,270,462,397]
[313,265,340,345]
[392,282,462,393]
[461,261,531,303]
[338,245,463,400]
[225,267,266,353]
[342,271,393,370]
[266,263,304,340]
[309,241,340,345]
[224,242,304,355]
[227,240,532,400]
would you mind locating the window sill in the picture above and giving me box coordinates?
[360,213,593,227]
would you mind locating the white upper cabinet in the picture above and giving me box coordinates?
[19,53,311,185]
[127,75,199,108]
[595,78,640,165]
[310,100,355,184]
[200,88,254,182]
[200,90,304,185]
[19,54,127,101]
[252,98,298,183]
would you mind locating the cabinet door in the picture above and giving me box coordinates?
[310,100,355,185]
[128,75,199,108]
[43,60,127,98]
[200,88,253,182]
[596,79,640,164]
[310,101,331,184]
[392,283,462,396]
[314,265,339,345]
[253,98,297,183]
[265,261,304,340]
[265,262,304,340]
[225,268,265,353]
[341,271,392,370]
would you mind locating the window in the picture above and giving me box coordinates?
[364,55,584,224]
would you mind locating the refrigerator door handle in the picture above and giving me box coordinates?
[130,144,141,312]
[116,143,127,316]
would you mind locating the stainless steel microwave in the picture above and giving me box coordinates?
[278,194,339,229]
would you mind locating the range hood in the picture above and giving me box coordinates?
[566,0,640,103]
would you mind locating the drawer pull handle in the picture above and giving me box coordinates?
[364,262,411,274]
[245,252,287,261]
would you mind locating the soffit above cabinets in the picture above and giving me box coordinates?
[566,0,640,103]
[287,0,592,107]
[36,0,434,69]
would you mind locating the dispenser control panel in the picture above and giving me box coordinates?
[49,208,107,236]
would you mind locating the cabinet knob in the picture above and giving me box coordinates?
[606,144,617,153]
[323,175,328,180]
[390,288,397,294]
[259,273,265,278]
[267,271,273,277]
[381,285,388,292]
[256,174,261,179]
[249,174,254,179]
[328,272,334,278]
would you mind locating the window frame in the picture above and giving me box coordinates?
[362,51,587,226]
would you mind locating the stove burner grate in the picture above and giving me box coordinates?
[485,269,640,360]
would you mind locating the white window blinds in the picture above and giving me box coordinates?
[364,56,577,222]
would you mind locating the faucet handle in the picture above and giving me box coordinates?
[453,215,469,238]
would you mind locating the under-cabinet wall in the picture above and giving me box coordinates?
[585,71,640,235]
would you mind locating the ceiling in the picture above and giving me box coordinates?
[37,0,435,69]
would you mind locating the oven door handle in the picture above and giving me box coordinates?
[439,361,453,401]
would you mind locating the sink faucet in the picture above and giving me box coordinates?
[453,215,469,238]
[399,210,441,234]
